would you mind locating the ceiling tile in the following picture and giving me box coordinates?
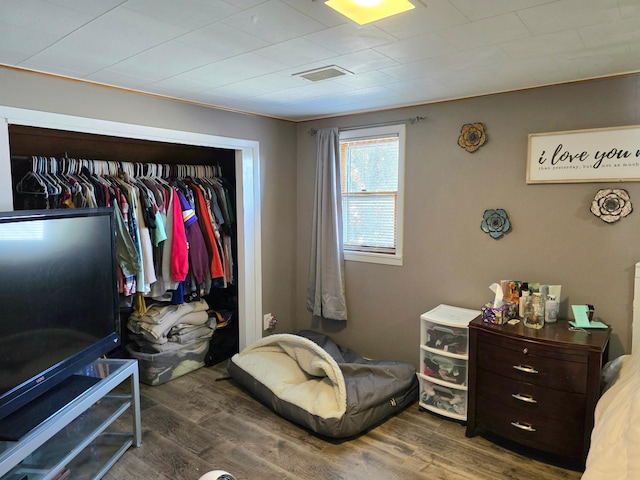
[304,23,397,55]
[436,45,512,71]
[43,0,125,16]
[38,7,187,66]
[328,49,398,74]
[381,58,453,81]
[517,56,566,85]
[375,0,469,39]
[375,33,458,63]
[222,0,325,44]
[98,41,224,81]
[279,0,347,28]
[450,0,557,21]
[219,0,265,9]
[178,52,289,88]
[500,30,585,60]
[373,32,457,64]
[20,46,106,77]
[177,22,268,58]
[4,0,93,36]
[618,0,640,18]
[322,85,393,106]
[254,38,338,67]
[577,17,640,49]
[254,80,354,103]
[439,13,531,50]
[85,69,154,89]
[332,70,399,89]
[0,22,61,62]
[205,72,307,99]
[382,77,447,95]
[553,45,640,80]
[517,0,621,35]
[122,0,239,29]
[0,48,35,66]
[144,76,215,97]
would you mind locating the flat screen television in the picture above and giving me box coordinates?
[0,207,121,438]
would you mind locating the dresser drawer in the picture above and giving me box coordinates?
[476,334,588,393]
[477,369,586,423]
[475,398,584,458]
[477,330,588,363]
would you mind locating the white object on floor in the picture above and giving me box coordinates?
[199,471,236,480]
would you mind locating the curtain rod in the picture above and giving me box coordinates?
[307,115,427,136]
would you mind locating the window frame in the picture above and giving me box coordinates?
[339,124,405,267]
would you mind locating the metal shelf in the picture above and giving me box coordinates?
[0,359,141,480]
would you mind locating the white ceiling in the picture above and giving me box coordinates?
[1,0,639,122]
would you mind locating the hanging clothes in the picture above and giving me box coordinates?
[12,156,237,306]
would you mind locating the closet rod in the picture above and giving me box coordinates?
[12,155,223,179]
[307,115,427,136]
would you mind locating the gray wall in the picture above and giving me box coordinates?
[0,67,298,335]
[296,74,640,366]
[3,68,639,367]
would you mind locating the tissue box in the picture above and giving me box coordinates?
[481,301,517,325]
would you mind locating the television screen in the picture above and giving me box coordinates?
[0,207,121,428]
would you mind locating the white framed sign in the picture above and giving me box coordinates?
[527,125,640,184]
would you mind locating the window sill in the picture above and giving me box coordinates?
[344,250,403,266]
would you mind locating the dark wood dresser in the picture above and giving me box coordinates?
[466,317,610,465]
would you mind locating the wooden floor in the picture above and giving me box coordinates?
[105,362,583,480]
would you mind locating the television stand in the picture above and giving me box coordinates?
[0,359,142,480]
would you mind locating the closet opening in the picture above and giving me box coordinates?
[0,107,262,365]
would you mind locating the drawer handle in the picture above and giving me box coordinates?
[513,364,539,374]
[512,393,537,404]
[511,421,536,432]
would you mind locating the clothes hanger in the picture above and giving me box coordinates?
[15,156,49,196]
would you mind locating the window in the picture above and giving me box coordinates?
[339,124,405,266]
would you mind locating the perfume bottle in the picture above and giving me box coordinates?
[545,295,559,323]
[518,282,529,318]
[524,293,545,329]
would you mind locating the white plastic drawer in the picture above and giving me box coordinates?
[419,376,467,418]
[423,322,468,355]
[422,350,467,386]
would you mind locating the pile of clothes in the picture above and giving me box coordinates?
[422,352,467,386]
[421,383,466,417]
[126,299,216,385]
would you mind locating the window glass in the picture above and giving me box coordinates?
[339,125,405,266]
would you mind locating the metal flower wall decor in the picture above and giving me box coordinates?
[458,122,487,153]
[481,209,511,239]
[590,189,633,223]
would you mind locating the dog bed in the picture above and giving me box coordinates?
[227,330,418,438]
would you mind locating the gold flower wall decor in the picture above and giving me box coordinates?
[458,122,487,153]
[590,189,632,223]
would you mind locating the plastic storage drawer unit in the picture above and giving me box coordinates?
[127,338,209,386]
[418,304,479,422]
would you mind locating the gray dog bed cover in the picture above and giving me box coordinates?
[228,330,418,438]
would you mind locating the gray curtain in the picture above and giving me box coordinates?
[306,127,348,321]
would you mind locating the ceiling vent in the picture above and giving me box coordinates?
[293,65,353,82]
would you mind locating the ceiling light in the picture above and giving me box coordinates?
[324,0,415,25]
